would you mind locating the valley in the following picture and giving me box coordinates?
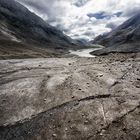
[0,0,140,140]
[69,45,103,57]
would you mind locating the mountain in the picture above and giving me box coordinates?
[0,0,81,59]
[91,12,140,55]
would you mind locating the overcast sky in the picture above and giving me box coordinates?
[16,0,140,41]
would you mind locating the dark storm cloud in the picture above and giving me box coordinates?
[114,12,122,17]
[73,0,89,7]
[106,22,118,30]
[87,12,108,19]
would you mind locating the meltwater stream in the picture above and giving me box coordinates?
[69,48,101,57]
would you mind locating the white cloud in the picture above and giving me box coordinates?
[16,0,140,41]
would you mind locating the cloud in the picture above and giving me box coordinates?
[72,0,89,7]
[16,0,140,41]
[87,12,108,19]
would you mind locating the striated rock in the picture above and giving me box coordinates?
[0,54,140,139]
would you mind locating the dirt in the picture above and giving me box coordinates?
[0,53,140,140]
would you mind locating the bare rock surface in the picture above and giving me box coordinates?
[0,53,140,140]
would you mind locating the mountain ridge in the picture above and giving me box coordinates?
[0,0,82,59]
[91,12,140,55]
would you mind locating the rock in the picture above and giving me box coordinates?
[96,74,103,77]
[136,85,140,88]
[84,120,89,125]
[52,134,57,137]
[0,55,140,140]
[65,128,68,131]
[137,78,140,81]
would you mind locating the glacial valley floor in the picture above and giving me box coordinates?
[0,53,140,140]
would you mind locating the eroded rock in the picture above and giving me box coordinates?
[0,54,140,140]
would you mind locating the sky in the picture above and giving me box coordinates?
[16,0,140,41]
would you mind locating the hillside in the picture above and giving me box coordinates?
[91,12,140,55]
[0,0,81,59]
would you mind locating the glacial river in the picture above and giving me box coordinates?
[69,48,101,57]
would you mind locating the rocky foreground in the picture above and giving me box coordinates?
[0,53,140,140]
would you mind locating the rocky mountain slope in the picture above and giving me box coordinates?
[91,12,140,55]
[0,0,81,59]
